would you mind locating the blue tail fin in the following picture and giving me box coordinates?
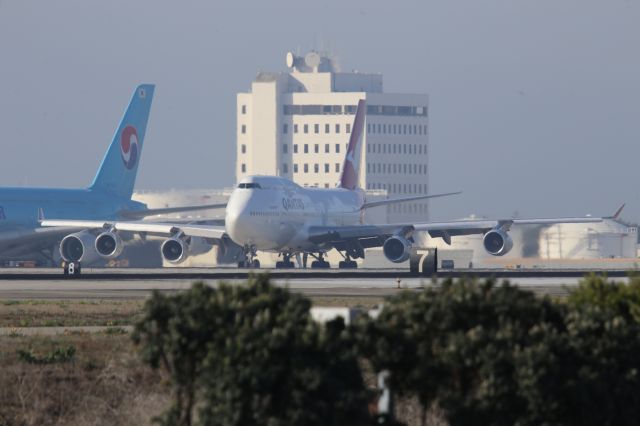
[89,84,155,199]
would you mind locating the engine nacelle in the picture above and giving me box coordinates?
[161,238,189,264]
[95,231,124,259]
[59,231,100,264]
[382,236,413,263]
[482,229,514,256]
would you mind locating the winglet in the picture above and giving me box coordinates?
[38,207,45,222]
[610,203,626,220]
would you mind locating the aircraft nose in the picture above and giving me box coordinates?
[225,193,250,244]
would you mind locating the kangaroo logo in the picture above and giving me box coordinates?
[120,125,139,170]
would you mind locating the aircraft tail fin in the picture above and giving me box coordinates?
[339,99,366,190]
[89,84,155,199]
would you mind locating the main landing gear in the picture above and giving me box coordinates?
[275,253,295,269]
[309,253,330,269]
[238,245,260,268]
[337,252,358,269]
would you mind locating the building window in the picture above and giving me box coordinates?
[325,123,330,133]
[304,124,309,134]
[294,124,299,133]
[314,144,319,153]
[241,163,246,173]
[241,144,246,154]
[282,163,288,173]
[241,124,246,134]
[283,124,288,134]
[294,164,298,173]
[377,124,381,133]
[314,124,319,134]
[335,144,340,153]
[282,144,288,154]
[314,164,319,173]
[367,124,371,133]
[324,163,329,173]
[241,105,246,114]
[304,144,309,153]
[335,163,340,173]
[392,145,396,154]
[324,183,330,188]
[346,123,351,133]
[304,164,309,173]
[293,144,298,153]
[325,144,330,153]
[335,124,340,133]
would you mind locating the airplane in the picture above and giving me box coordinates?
[42,99,609,273]
[0,84,223,267]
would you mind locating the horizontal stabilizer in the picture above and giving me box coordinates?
[361,191,461,210]
[119,203,227,219]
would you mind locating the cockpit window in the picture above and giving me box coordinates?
[237,183,262,189]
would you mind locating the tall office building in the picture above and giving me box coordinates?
[237,51,429,222]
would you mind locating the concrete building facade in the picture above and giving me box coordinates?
[236,51,430,223]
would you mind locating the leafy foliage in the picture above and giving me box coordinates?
[17,345,76,364]
[358,277,565,426]
[133,275,369,426]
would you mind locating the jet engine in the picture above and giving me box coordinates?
[59,231,100,264]
[95,231,124,259]
[160,236,213,265]
[161,238,189,264]
[382,235,412,263]
[482,229,514,256]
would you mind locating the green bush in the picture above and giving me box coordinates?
[133,275,369,426]
[358,277,565,426]
[17,345,76,364]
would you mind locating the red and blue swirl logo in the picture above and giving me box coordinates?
[120,125,139,170]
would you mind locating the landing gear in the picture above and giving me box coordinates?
[310,253,330,269]
[338,249,359,269]
[238,245,260,269]
[275,253,295,269]
[338,260,358,269]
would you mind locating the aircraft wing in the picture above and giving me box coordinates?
[118,203,227,219]
[308,216,605,246]
[40,219,226,240]
[361,191,461,210]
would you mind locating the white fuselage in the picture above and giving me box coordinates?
[225,176,365,253]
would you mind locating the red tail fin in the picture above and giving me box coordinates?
[339,99,366,190]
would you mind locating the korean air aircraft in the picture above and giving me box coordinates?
[0,84,222,265]
[43,100,612,273]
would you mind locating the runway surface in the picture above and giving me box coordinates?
[0,267,631,299]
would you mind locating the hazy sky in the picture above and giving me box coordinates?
[0,0,638,222]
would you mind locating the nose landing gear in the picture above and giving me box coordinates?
[238,245,260,268]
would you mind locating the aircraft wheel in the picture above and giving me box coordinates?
[338,260,358,269]
[237,261,246,268]
[251,259,261,269]
[275,261,284,269]
[286,261,295,268]
[311,260,330,269]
